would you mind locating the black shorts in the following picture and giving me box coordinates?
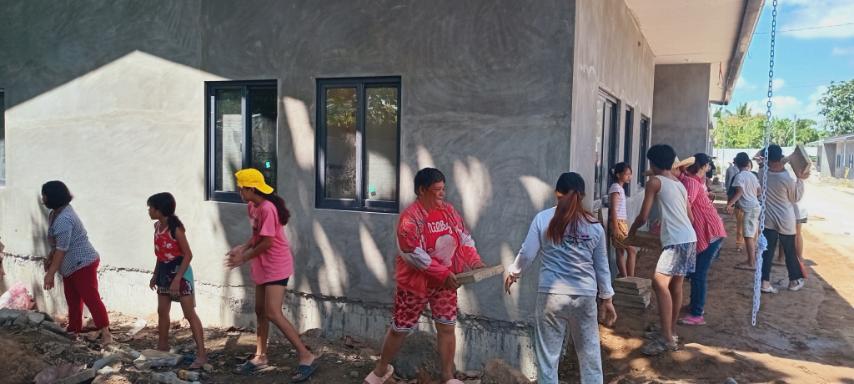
[261,278,289,286]
[155,257,193,301]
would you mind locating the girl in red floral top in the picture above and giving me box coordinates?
[364,168,484,384]
[147,192,207,369]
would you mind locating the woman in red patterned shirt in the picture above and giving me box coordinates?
[364,168,485,384]
[676,153,727,326]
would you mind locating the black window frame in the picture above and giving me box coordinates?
[204,79,279,203]
[638,115,651,187]
[623,106,634,196]
[316,77,401,213]
[595,91,619,203]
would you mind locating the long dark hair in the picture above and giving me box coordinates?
[547,172,597,244]
[609,162,631,185]
[41,180,73,210]
[258,189,290,226]
[147,192,184,238]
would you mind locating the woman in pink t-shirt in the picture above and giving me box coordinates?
[225,168,318,382]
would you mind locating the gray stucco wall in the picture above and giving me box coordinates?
[570,0,655,221]
[0,0,579,376]
[651,63,712,159]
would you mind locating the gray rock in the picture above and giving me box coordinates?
[92,354,121,371]
[151,371,191,384]
[134,349,181,369]
[349,370,360,378]
[724,379,738,384]
[390,331,439,380]
[465,370,483,378]
[13,314,28,327]
[41,319,68,335]
[0,308,24,324]
[481,359,532,384]
[27,311,46,325]
[54,368,96,384]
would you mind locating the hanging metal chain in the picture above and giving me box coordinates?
[753,0,778,327]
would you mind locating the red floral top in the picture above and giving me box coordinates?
[395,200,482,296]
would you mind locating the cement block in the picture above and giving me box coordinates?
[613,277,652,289]
[613,292,651,304]
[613,296,650,309]
[456,265,505,285]
[614,285,651,296]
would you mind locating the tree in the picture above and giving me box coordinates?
[819,79,854,135]
[713,103,826,147]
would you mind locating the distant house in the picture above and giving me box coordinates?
[816,133,854,179]
[0,0,761,377]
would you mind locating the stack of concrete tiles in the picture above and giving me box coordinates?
[613,277,652,309]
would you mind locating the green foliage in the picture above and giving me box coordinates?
[819,80,854,135]
[713,103,826,148]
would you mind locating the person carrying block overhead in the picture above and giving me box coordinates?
[629,145,697,356]
[364,168,485,384]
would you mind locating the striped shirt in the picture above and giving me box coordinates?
[49,206,99,277]
[608,183,627,220]
[680,174,727,253]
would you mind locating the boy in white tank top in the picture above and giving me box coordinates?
[629,144,697,355]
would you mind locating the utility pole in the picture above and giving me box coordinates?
[793,114,798,146]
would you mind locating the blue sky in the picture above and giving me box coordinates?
[727,0,854,125]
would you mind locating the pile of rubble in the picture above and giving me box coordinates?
[0,308,211,384]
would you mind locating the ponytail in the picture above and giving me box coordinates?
[547,191,595,243]
[166,215,184,239]
[547,172,596,244]
[260,190,290,225]
[147,192,184,238]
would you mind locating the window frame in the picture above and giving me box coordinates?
[623,105,634,196]
[204,79,279,203]
[638,115,651,187]
[595,91,619,203]
[315,77,401,213]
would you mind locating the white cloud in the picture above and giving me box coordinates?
[744,86,828,120]
[831,46,854,56]
[778,0,854,39]
[772,78,785,91]
[735,76,757,91]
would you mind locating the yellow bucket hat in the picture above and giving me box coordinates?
[235,168,274,195]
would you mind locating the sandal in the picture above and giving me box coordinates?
[292,360,320,383]
[363,365,395,384]
[733,262,755,271]
[235,359,268,375]
[445,380,465,384]
[188,357,208,370]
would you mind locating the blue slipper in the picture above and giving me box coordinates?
[291,361,319,383]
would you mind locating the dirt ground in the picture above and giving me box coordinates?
[1,180,852,384]
[562,179,854,383]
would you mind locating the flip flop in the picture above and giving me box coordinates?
[291,360,320,383]
[363,365,394,384]
[733,262,755,271]
[235,360,268,375]
[188,357,207,370]
[445,380,465,384]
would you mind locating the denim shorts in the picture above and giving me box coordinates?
[655,242,697,276]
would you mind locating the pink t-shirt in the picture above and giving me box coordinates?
[248,200,293,285]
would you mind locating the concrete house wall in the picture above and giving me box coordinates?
[570,0,655,228]
[651,63,712,159]
[1,0,663,376]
